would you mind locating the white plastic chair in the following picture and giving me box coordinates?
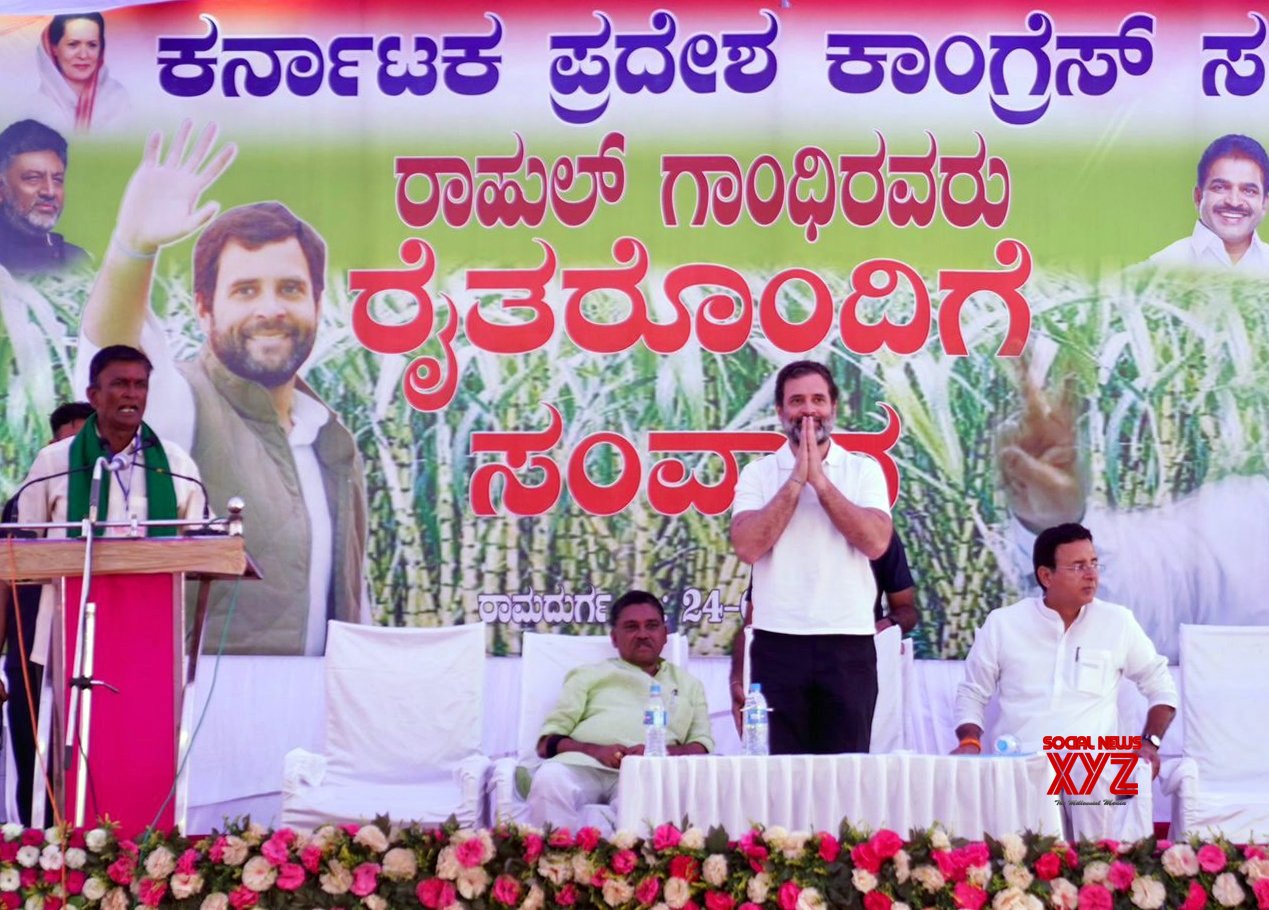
[488,631,686,825]
[1162,625,1269,841]
[741,623,907,752]
[281,621,490,831]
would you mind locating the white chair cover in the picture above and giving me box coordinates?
[1164,625,1269,841]
[281,621,489,830]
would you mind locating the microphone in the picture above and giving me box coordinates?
[128,440,216,529]
[1,443,127,532]
[87,456,107,524]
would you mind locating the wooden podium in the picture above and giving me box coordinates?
[1,535,258,835]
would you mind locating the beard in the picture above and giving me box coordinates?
[1,199,59,236]
[209,317,316,388]
[781,413,834,447]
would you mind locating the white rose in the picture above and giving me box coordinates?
[353,825,389,854]
[1130,876,1166,910]
[199,893,230,910]
[703,854,728,887]
[1083,861,1110,884]
[42,828,58,844]
[796,886,827,910]
[85,829,110,853]
[1003,863,1034,891]
[967,863,992,887]
[364,895,388,910]
[1000,833,1027,865]
[681,828,706,851]
[763,826,790,850]
[603,878,635,906]
[82,877,108,901]
[101,888,128,910]
[16,846,40,868]
[894,849,911,883]
[436,846,461,880]
[664,877,690,909]
[242,855,278,892]
[24,894,44,910]
[747,871,771,903]
[221,836,248,867]
[536,855,571,886]
[171,872,205,900]
[1162,844,1200,878]
[782,832,810,859]
[852,868,878,893]
[0,870,20,892]
[1049,877,1079,910]
[64,847,87,870]
[456,866,490,900]
[611,830,638,851]
[522,883,546,910]
[931,829,952,851]
[320,859,352,895]
[912,865,946,892]
[382,847,418,881]
[1241,857,1269,882]
[144,846,176,879]
[571,854,594,883]
[993,887,1043,910]
[244,821,268,844]
[38,844,63,871]
[1,824,23,841]
[1212,872,1245,908]
[894,904,912,910]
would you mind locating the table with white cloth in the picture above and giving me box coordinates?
[616,753,1064,837]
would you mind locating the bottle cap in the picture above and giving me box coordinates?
[649,683,662,694]
[749,682,762,693]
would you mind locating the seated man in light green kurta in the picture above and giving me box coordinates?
[527,589,713,829]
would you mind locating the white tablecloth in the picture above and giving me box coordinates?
[616,753,1064,837]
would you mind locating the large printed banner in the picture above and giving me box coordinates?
[2,0,1268,659]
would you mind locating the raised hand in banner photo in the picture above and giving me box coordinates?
[997,363,1086,533]
[81,120,236,349]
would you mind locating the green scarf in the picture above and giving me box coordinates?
[67,414,179,538]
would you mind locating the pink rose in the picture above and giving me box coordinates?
[1198,845,1227,873]
[209,837,228,864]
[20,830,43,847]
[953,882,987,910]
[670,855,701,882]
[1035,853,1062,880]
[300,844,322,873]
[959,843,990,867]
[0,843,17,862]
[44,899,63,910]
[852,842,881,874]
[576,827,602,853]
[1078,883,1113,910]
[548,828,574,849]
[818,833,840,863]
[275,864,306,892]
[933,850,961,882]
[611,849,638,875]
[1108,860,1137,891]
[63,869,86,894]
[416,878,457,909]
[107,855,135,885]
[635,876,660,904]
[1098,839,1120,854]
[43,868,62,884]
[1157,840,1173,853]
[555,882,578,906]
[19,868,36,888]
[1248,846,1268,861]
[351,862,380,897]
[864,892,893,910]
[340,823,361,836]
[1065,849,1080,870]
[137,879,167,908]
[738,830,769,873]
[492,874,522,906]
[739,905,762,910]
[1253,879,1269,910]
[522,833,544,865]
[870,829,904,861]
[0,895,17,910]
[1179,879,1208,910]
[705,891,735,910]
[455,838,485,868]
[777,880,802,910]
[176,849,200,876]
[261,837,290,867]
[228,885,258,910]
[653,824,683,852]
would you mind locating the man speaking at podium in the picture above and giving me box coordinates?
[14,343,206,666]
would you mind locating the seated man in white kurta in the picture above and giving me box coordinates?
[952,523,1177,841]
[527,590,713,831]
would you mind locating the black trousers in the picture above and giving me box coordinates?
[5,584,43,826]
[751,630,877,755]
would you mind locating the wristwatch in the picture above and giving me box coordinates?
[1144,733,1162,749]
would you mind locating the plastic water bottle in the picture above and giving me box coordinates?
[742,683,770,756]
[644,682,668,757]
[994,733,1021,755]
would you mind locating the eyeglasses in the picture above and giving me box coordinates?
[1054,560,1103,574]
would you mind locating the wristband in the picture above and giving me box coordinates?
[959,737,982,750]
[111,234,157,261]
[543,734,565,758]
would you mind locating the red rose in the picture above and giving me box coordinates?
[869,829,905,860]
[777,881,802,910]
[953,882,987,910]
[818,833,841,863]
[228,885,259,910]
[1034,852,1062,881]
[705,891,736,910]
[576,827,602,852]
[555,882,578,906]
[492,874,523,907]
[416,878,457,909]
[670,855,701,882]
[611,849,638,875]
[851,842,882,875]
[864,891,893,910]
[1178,880,1208,910]
[635,876,660,905]
[1077,883,1113,910]
[522,833,544,865]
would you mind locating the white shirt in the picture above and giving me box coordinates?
[76,317,342,656]
[732,441,890,635]
[16,433,207,664]
[955,596,1177,754]
[1146,221,1269,274]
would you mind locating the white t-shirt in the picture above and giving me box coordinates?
[732,441,890,635]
